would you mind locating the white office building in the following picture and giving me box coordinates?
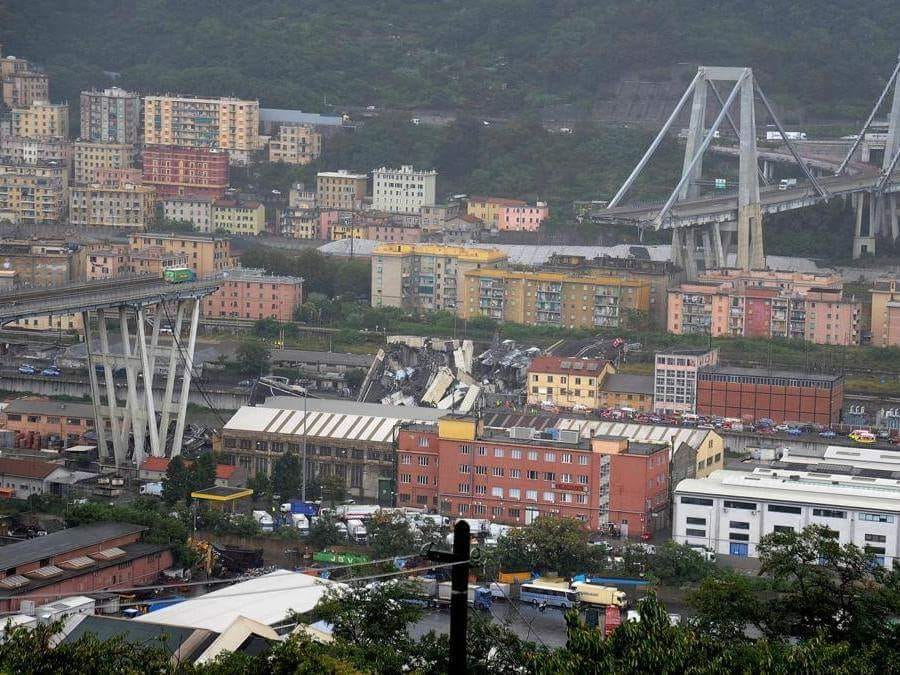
[653,348,718,414]
[372,165,437,214]
[673,446,900,565]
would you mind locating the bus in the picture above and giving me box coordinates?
[520,582,580,609]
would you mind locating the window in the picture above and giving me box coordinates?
[458,504,469,514]
[768,504,801,514]
[459,444,470,454]
[399,473,411,483]
[729,533,750,541]
[578,455,589,465]
[561,453,572,464]
[509,488,521,499]
[578,475,588,485]
[681,496,714,506]
[685,528,706,537]
[417,436,429,448]
[561,473,573,483]
[511,450,522,460]
[527,451,538,461]
[491,487,504,498]
[478,446,487,456]
[492,467,504,477]
[526,490,538,501]
[813,508,845,519]
[860,513,894,523]
[510,468,521,479]
[475,466,487,475]
[724,500,756,510]
[686,517,706,525]
[773,525,794,534]
[418,456,429,466]
[729,521,750,530]
[509,508,521,518]
[459,464,470,473]
[417,475,428,485]
[475,485,486,495]
[864,533,887,543]
[544,472,555,481]
[527,470,539,480]
[494,448,504,458]
[458,483,470,493]
[545,452,556,463]
[543,492,555,503]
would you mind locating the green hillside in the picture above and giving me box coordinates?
[3,0,898,119]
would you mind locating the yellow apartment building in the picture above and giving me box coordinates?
[526,356,615,409]
[129,232,235,276]
[371,243,507,311]
[466,196,526,228]
[211,200,266,235]
[72,141,135,185]
[69,183,155,229]
[461,268,650,329]
[11,101,69,140]
[870,277,900,347]
[316,170,367,210]
[0,164,66,223]
[268,124,322,165]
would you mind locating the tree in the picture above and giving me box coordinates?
[308,513,346,549]
[272,453,304,500]
[646,541,717,584]
[191,452,217,491]
[497,516,596,578]
[688,569,768,642]
[319,474,346,508]
[162,455,192,504]
[368,511,417,560]
[236,338,270,377]
[248,471,271,497]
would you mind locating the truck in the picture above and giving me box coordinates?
[139,482,163,497]
[290,513,310,533]
[162,267,197,284]
[778,178,798,190]
[346,519,368,543]
[252,510,274,532]
[766,130,807,141]
[571,582,627,608]
[280,500,319,517]
[436,582,493,611]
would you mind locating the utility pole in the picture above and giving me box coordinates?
[426,520,471,673]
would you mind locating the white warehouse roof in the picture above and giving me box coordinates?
[555,418,718,453]
[676,468,900,514]
[135,570,336,632]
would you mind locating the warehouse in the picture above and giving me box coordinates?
[217,397,446,502]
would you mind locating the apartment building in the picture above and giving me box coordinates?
[674,449,900,562]
[397,418,669,535]
[371,243,507,311]
[497,201,549,232]
[653,348,720,415]
[267,124,322,165]
[69,183,155,229]
[11,101,69,140]
[128,246,188,277]
[668,269,861,345]
[129,233,235,276]
[0,137,71,168]
[466,196,527,229]
[0,164,66,223]
[79,87,141,144]
[0,239,83,286]
[142,145,229,199]
[420,202,461,233]
[316,170,367,210]
[870,277,900,347]
[143,95,260,163]
[203,268,303,321]
[86,247,130,280]
[211,200,266,235]
[461,268,650,330]
[161,196,214,232]
[72,141,134,185]
[280,207,319,239]
[372,165,436,214]
[0,50,48,109]
[696,366,844,425]
[526,356,614,410]
[597,374,655,412]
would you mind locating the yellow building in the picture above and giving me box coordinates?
[11,101,69,140]
[212,200,266,235]
[330,221,367,241]
[143,95,260,163]
[316,170,368,210]
[371,243,507,311]
[466,196,526,228]
[461,268,650,329]
[0,164,67,223]
[268,124,322,165]
[129,232,235,276]
[72,141,135,185]
[69,183,156,229]
[596,374,655,412]
[526,356,615,410]
[8,313,83,332]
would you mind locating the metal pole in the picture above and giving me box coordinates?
[655,72,748,227]
[836,54,900,176]
[449,520,471,674]
[607,69,704,208]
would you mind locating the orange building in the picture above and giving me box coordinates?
[1,399,103,445]
[202,268,303,321]
[129,233,235,276]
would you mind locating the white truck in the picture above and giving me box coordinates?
[139,482,163,497]
[346,519,368,543]
[252,510,274,532]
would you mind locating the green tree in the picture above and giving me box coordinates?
[162,455,191,504]
[308,513,346,549]
[247,471,271,497]
[497,516,595,578]
[319,474,346,508]
[368,511,417,560]
[236,338,271,377]
[272,453,304,500]
[646,541,716,584]
[191,452,217,491]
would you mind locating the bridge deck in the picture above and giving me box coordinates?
[0,276,222,325]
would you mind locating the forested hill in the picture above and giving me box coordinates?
[2,0,898,121]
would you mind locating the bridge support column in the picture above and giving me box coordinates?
[81,311,109,461]
[171,298,201,457]
[737,73,765,270]
[853,192,877,258]
[672,228,699,280]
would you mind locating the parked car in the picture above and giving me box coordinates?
[41,366,61,377]
[17,364,37,375]
[819,430,837,438]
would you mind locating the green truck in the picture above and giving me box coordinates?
[163,267,197,284]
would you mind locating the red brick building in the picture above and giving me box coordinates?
[696,366,844,425]
[396,418,670,536]
[202,268,303,321]
[142,145,229,200]
[0,522,173,612]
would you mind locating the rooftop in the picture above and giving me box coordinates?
[698,365,843,382]
[221,268,303,284]
[372,243,507,263]
[468,196,528,207]
[316,170,367,180]
[191,486,254,501]
[213,200,262,210]
[465,268,650,286]
[0,457,61,480]
[271,349,374,368]
[3,398,96,419]
[528,356,610,375]
[260,108,343,127]
[0,522,147,571]
[602,374,654,396]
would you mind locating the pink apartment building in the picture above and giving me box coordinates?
[203,268,303,321]
[668,269,861,345]
[497,201,549,231]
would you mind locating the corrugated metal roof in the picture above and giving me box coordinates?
[555,418,716,451]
